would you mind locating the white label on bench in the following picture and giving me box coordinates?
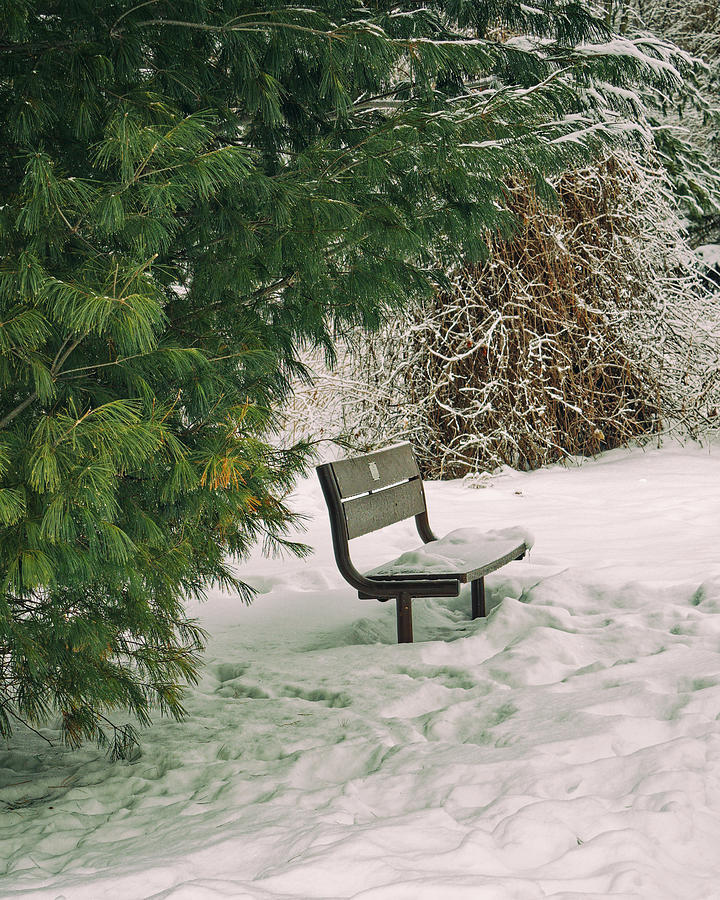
[369,462,380,481]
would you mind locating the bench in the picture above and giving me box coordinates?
[316,442,531,643]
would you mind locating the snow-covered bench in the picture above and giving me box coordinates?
[316,443,531,643]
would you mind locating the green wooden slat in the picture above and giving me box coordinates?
[343,478,426,539]
[331,442,419,498]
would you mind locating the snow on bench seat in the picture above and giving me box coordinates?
[365,526,534,583]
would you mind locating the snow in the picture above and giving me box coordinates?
[697,244,720,269]
[366,527,534,578]
[575,37,688,84]
[3,441,720,899]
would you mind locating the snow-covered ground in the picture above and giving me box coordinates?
[3,441,720,899]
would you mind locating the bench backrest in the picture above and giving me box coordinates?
[318,443,427,540]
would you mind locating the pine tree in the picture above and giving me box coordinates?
[0,0,697,754]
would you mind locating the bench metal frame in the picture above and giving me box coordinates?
[317,442,526,643]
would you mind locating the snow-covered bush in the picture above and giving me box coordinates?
[282,152,720,476]
[599,0,720,233]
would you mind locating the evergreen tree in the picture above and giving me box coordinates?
[0,0,696,754]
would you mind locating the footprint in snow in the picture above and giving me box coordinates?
[215,682,272,700]
[396,665,477,691]
[280,686,352,708]
[212,662,249,683]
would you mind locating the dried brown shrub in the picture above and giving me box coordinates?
[412,156,665,475]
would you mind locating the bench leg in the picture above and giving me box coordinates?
[396,593,413,643]
[471,577,486,619]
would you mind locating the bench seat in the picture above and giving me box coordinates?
[365,526,532,584]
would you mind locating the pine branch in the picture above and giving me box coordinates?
[0,392,38,431]
[2,705,55,746]
[131,18,337,39]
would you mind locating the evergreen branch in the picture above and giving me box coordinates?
[182,392,226,434]
[51,405,97,447]
[0,335,89,429]
[50,338,73,374]
[52,338,83,375]
[118,255,158,298]
[172,275,298,323]
[0,392,38,431]
[251,275,297,301]
[57,346,203,378]
[479,65,577,117]
[133,18,341,39]
[2,705,55,746]
[158,388,183,424]
[110,0,162,33]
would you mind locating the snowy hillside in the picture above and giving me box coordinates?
[2,441,720,899]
